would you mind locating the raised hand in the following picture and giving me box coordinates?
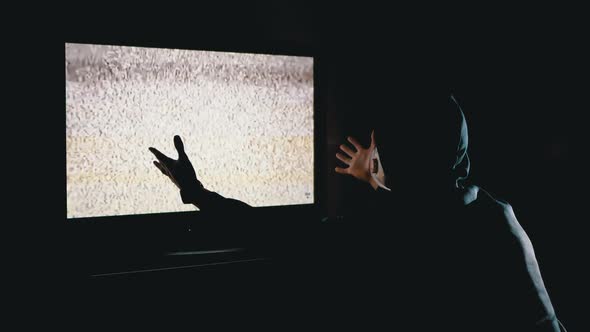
[335,130,379,189]
[149,135,201,192]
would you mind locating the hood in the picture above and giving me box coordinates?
[450,95,470,189]
[374,92,471,194]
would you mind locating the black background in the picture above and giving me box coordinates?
[53,2,586,329]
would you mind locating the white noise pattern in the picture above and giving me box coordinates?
[66,43,314,218]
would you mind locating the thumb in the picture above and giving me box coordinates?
[174,135,188,160]
[370,130,376,149]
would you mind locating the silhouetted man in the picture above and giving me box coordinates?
[149,93,565,331]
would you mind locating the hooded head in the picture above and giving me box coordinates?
[373,92,471,197]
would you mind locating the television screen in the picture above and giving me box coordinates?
[66,43,314,219]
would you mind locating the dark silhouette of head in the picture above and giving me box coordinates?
[373,89,470,198]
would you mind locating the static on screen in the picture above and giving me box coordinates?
[66,43,314,219]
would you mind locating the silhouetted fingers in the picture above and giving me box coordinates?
[149,147,173,166]
[339,144,356,157]
[335,167,349,174]
[174,135,188,160]
[153,161,169,176]
[336,152,351,165]
[347,136,362,151]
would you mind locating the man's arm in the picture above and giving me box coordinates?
[149,135,251,212]
[179,180,251,212]
[494,201,563,331]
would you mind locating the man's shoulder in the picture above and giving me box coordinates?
[464,185,511,211]
[464,185,520,234]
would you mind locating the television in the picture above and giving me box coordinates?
[66,42,316,221]
[65,41,319,277]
